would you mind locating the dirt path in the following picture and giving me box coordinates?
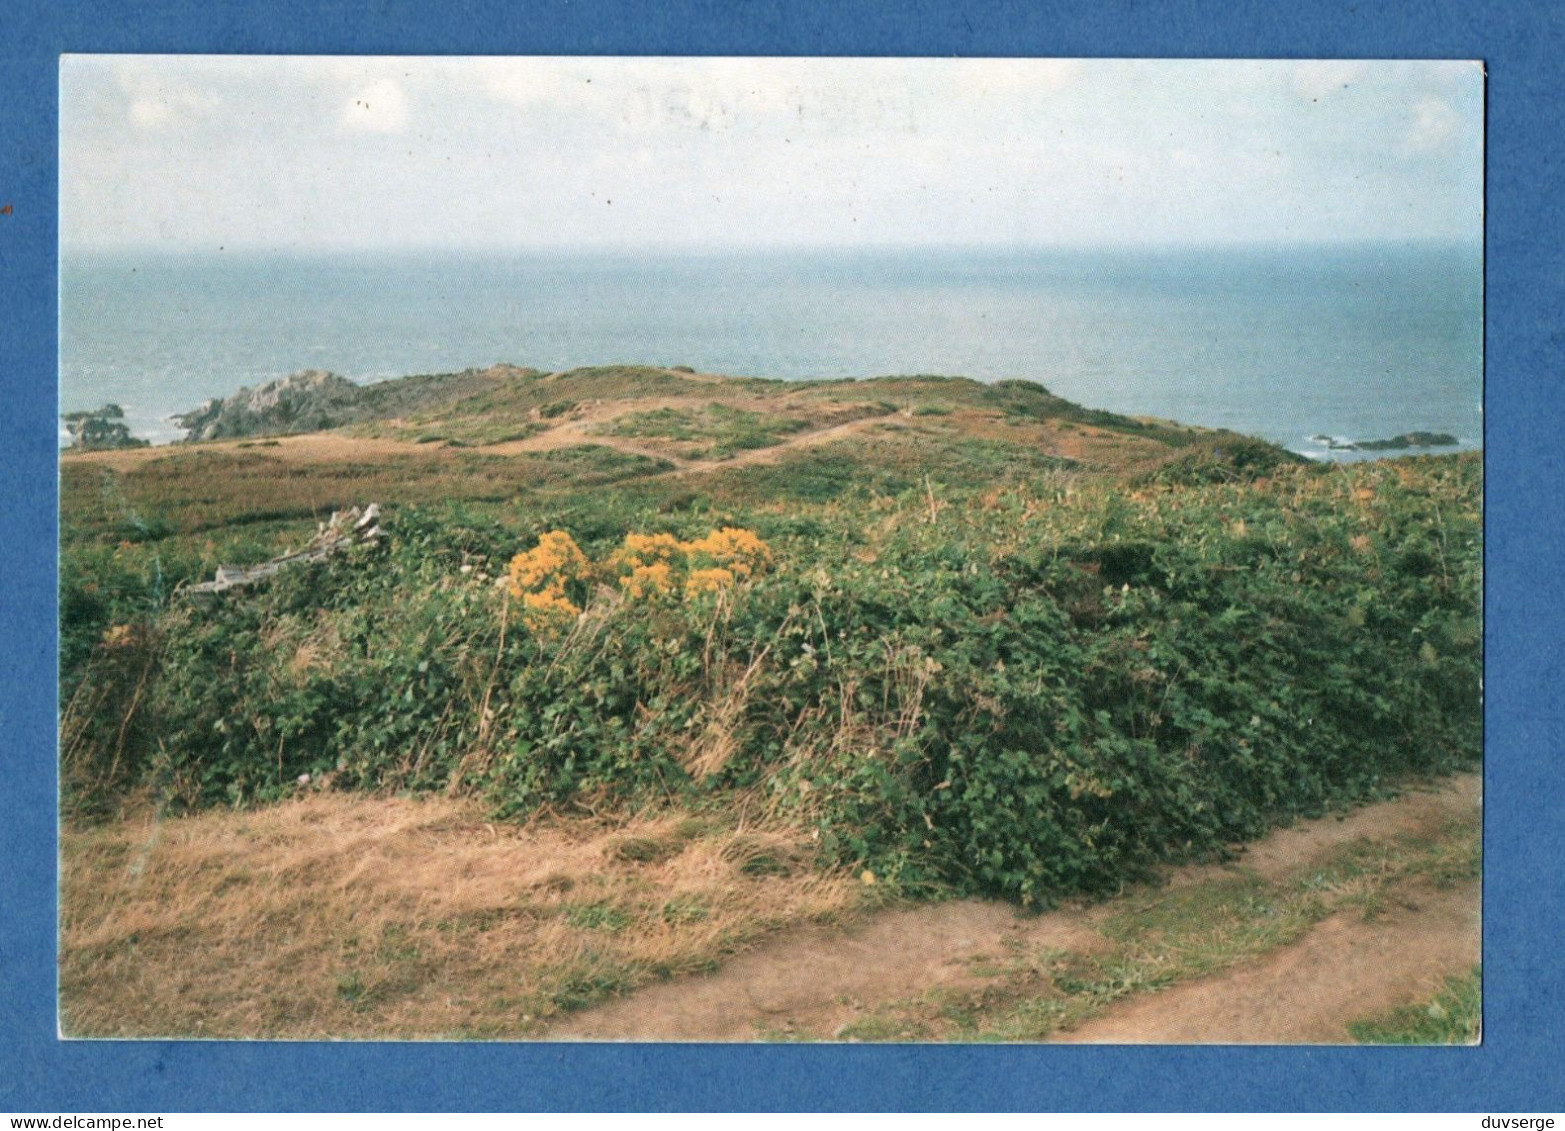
[546,775,1480,1042]
[1055,881,1478,1044]
[484,418,696,467]
[484,406,901,475]
[670,413,904,476]
[1170,773,1480,885]
[548,899,1106,1042]
[62,430,433,470]
[70,399,902,480]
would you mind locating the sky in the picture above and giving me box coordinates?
[59,56,1484,252]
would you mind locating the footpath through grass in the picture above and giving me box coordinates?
[828,802,1480,1043]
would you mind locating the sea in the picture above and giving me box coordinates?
[59,243,1483,459]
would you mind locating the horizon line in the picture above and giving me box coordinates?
[60,235,1485,258]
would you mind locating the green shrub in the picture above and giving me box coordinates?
[62,454,1481,909]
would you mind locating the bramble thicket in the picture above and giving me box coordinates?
[61,435,1480,907]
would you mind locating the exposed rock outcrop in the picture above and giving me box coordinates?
[173,364,544,443]
[174,371,367,442]
[1317,431,1462,453]
[1353,431,1461,451]
[63,404,150,450]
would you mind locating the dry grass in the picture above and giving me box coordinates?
[60,438,681,545]
[59,386,1195,554]
[60,792,858,1039]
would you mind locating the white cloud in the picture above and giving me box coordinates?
[128,97,172,129]
[59,57,1484,250]
[342,79,408,133]
[1405,96,1459,152]
[112,66,220,132]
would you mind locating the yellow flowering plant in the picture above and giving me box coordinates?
[507,526,772,635]
[507,530,592,636]
[621,561,675,600]
[683,527,773,580]
[610,526,772,601]
[684,567,735,596]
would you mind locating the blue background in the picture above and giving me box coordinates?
[4,0,1561,1113]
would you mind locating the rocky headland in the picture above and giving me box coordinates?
[171,364,539,442]
[173,370,367,442]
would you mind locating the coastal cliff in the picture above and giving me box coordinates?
[174,370,366,442]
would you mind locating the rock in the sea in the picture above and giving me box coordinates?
[1353,431,1460,451]
[174,370,366,442]
[63,403,150,450]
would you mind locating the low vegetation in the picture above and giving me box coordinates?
[59,364,1482,1036]
[1349,966,1482,1044]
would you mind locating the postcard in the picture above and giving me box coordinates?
[56,56,1482,1045]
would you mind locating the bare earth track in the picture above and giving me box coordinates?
[547,775,1480,1042]
[1056,883,1478,1044]
[69,404,913,477]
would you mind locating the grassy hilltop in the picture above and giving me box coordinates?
[59,363,1481,1035]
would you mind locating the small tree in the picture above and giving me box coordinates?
[63,404,149,450]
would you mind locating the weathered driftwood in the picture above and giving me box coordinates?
[181,504,383,595]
